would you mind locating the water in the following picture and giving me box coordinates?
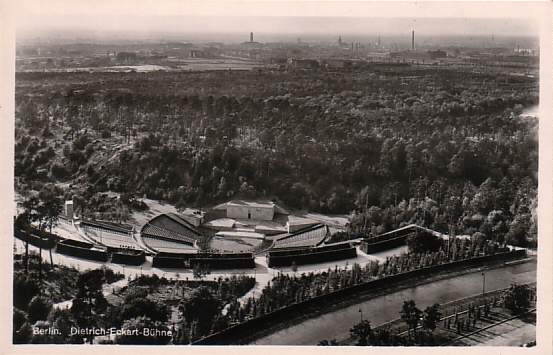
[252,261,536,345]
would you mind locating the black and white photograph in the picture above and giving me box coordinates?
[2,0,552,351]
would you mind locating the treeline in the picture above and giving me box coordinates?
[15,67,538,245]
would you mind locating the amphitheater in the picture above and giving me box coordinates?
[15,200,425,272]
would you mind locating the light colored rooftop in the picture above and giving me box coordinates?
[227,200,275,208]
[204,218,236,229]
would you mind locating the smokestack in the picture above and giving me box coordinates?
[250,32,254,42]
[411,30,415,50]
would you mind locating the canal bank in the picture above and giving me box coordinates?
[252,259,536,345]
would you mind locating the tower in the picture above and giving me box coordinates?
[411,30,415,50]
[64,200,74,220]
[250,32,254,42]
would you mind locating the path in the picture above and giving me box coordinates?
[53,278,129,310]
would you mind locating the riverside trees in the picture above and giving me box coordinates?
[226,238,510,323]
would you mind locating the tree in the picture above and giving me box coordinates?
[503,284,532,315]
[400,300,422,340]
[422,303,442,332]
[19,193,41,274]
[406,230,442,253]
[505,213,531,247]
[181,286,221,336]
[350,320,372,346]
[13,273,40,310]
[71,269,108,331]
[38,184,63,234]
[27,296,52,323]
[121,297,168,322]
[38,184,62,268]
[47,308,82,344]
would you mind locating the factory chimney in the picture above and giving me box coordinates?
[250,32,254,42]
[411,30,415,50]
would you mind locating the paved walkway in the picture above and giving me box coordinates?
[15,240,376,287]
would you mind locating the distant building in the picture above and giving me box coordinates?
[227,201,275,221]
[64,200,74,220]
[213,200,288,221]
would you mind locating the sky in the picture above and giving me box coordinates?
[11,1,544,41]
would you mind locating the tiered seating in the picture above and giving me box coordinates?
[142,235,198,253]
[142,213,201,241]
[267,242,356,267]
[81,225,139,250]
[80,219,133,234]
[141,224,196,246]
[273,224,329,249]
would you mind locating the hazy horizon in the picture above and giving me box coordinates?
[17,16,539,47]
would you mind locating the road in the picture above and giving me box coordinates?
[252,260,536,345]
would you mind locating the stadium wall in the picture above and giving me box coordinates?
[56,242,109,262]
[111,251,146,266]
[267,247,357,267]
[14,229,56,249]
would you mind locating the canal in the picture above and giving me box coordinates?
[252,260,536,345]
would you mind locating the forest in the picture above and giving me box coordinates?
[15,65,538,246]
